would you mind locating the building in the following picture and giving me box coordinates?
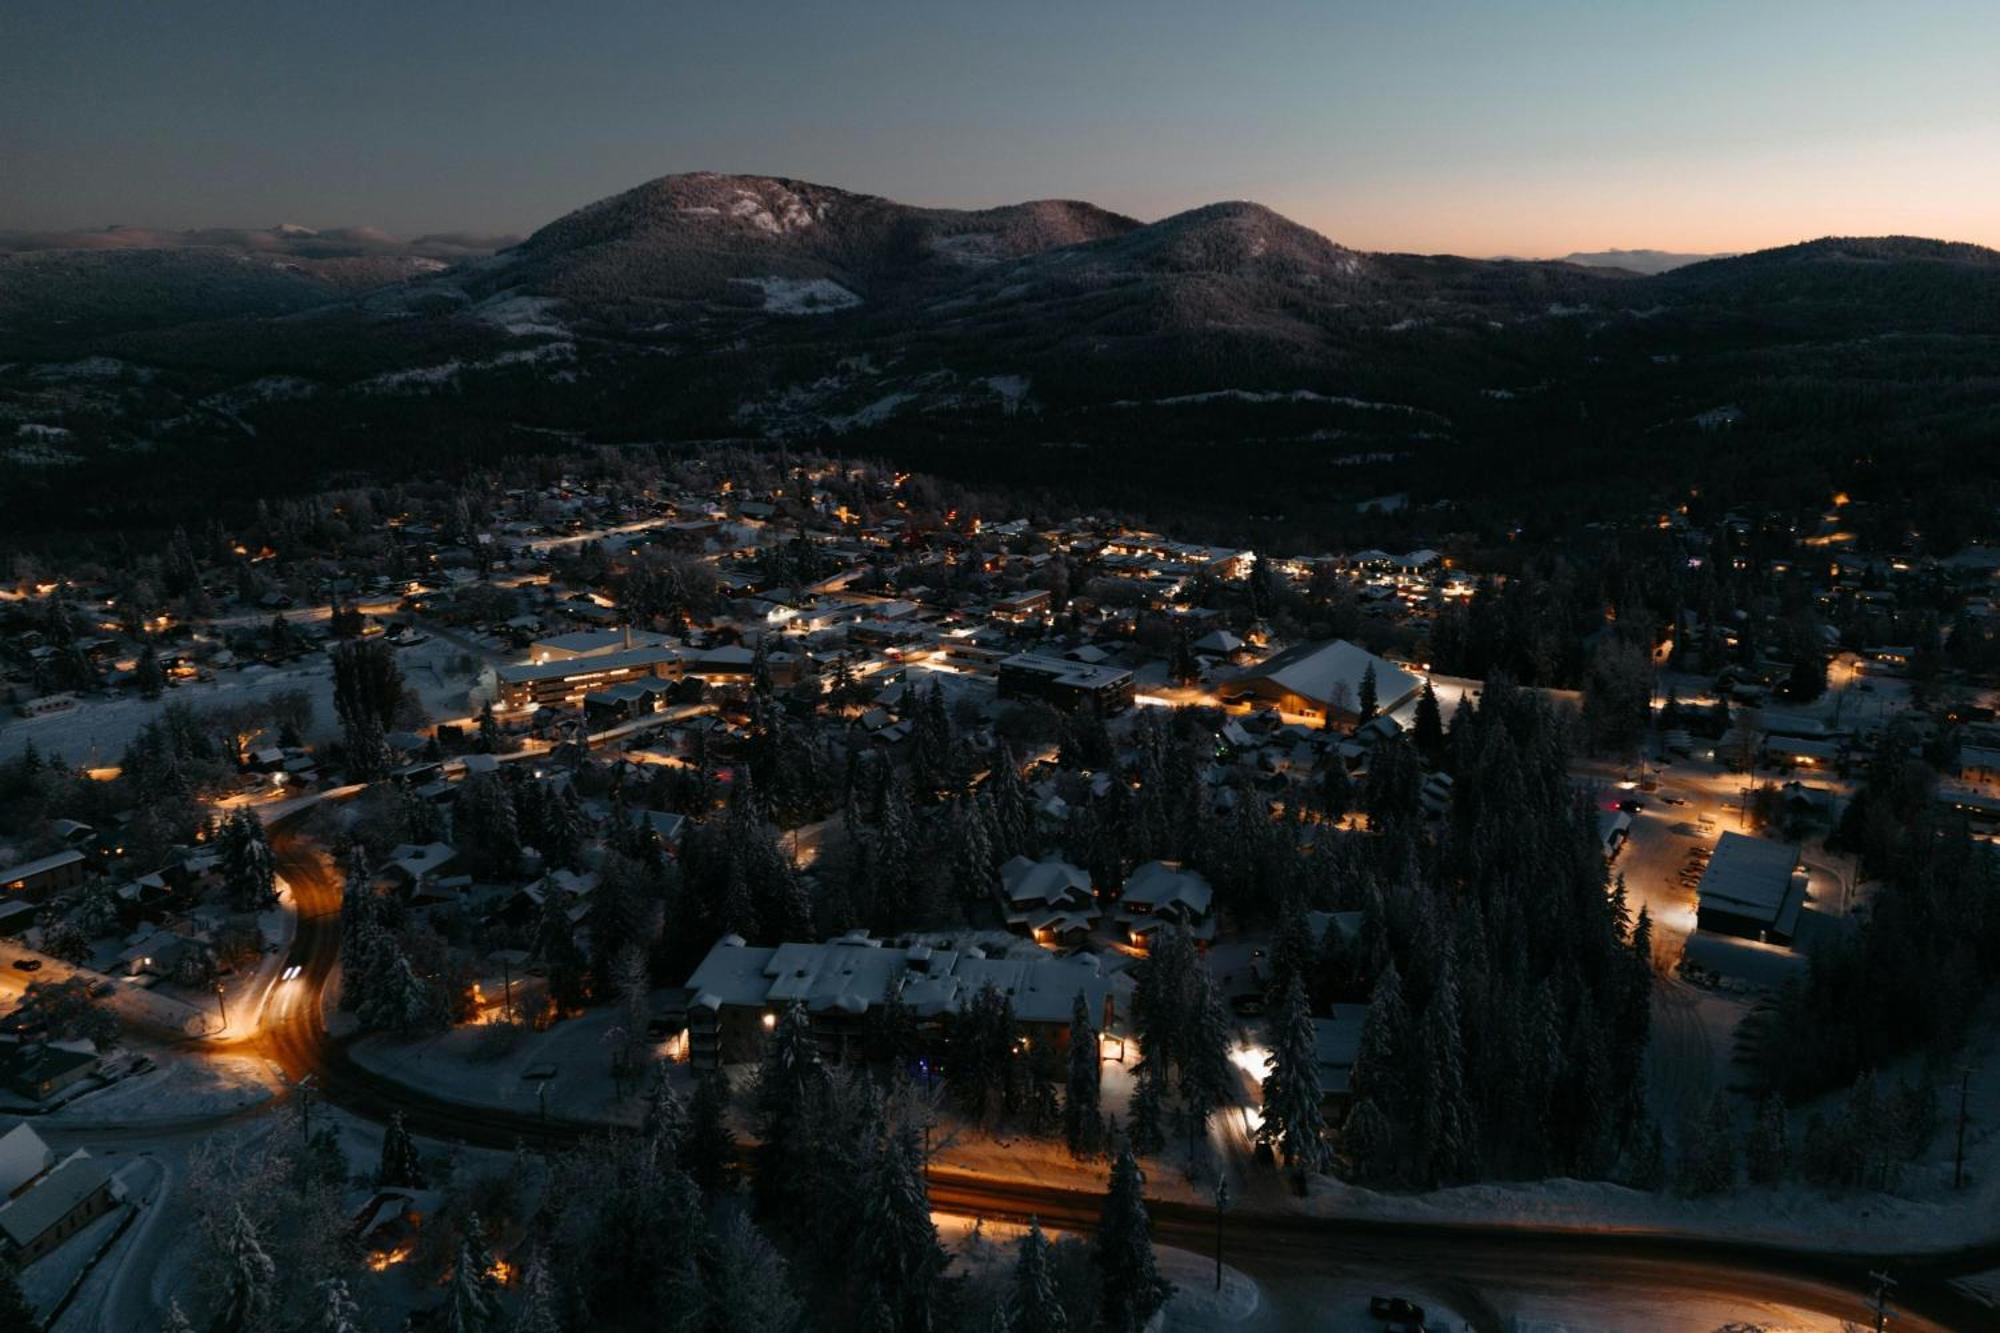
[1,849,88,903]
[996,855,1098,944]
[991,589,1052,623]
[1116,860,1216,944]
[0,1124,54,1198]
[1221,640,1420,728]
[0,1146,119,1265]
[996,652,1134,714]
[527,627,674,664]
[488,644,682,709]
[682,933,1132,1068]
[1694,832,1807,945]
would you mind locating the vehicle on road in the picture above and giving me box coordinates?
[1617,798,1645,813]
[1371,1295,1427,1323]
[11,958,43,972]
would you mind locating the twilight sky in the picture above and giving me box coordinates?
[4,0,1997,257]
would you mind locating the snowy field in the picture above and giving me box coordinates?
[0,634,479,766]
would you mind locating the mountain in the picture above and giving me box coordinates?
[1558,248,1730,275]
[3,175,1998,537]
[0,224,516,348]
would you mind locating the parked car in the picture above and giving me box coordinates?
[1370,1296,1427,1324]
[11,958,43,972]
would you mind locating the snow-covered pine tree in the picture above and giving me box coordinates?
[378,1110,426,1188]
[1127,1062,1167,1158]
[642,1061,688,1149]
[442,1227,501,1333]
[217,1205,277,1333]
[1063,993,1101,1158]
[863,1126,946,1333]
[1095,1145,1171,1333]
[509,1249,562,1333]
[317,1276,362,1333]
[1260,973,1330,1173]
[1011,1218,1067,1333]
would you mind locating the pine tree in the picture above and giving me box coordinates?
[0,1258,41,1333]
[443,1224,502,1333]
[378,1110,427,1187]
[1412,681,1444,763]
[864,1126,946,1333]
[219,809,278,911]
[216,1205,277,1333]
[160,1296,193,1333]
[1179,966,1235,1165]
[1063,993,1102,1158]
[709,1211,804,1333]
[1675,1090,1738,1197]
[317,1277,363,1333]
[1259,974,1330,1173]
[510,1249,563,1333]
[1128,1062,1167,1158]
[1095,1145,1171,1333]
[642,1061,688,1149]
[1746,1093,1790,1185]
[1626,1115,1667,1191]
[682,1067,736,1196]
[1011,1219,1067,1333]
[1357,662,1379,721]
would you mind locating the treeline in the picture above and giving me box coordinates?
[1754,724,2000,1099]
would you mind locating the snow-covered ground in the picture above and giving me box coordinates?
[0,634,478,767]
[347,1002,665,1125]
[730,275,862,315]
[39,1052,276,1128]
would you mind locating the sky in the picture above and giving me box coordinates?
[4,0,1998,257]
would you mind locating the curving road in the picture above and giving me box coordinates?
[258,830,1993,1331]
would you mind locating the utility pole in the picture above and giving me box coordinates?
[1868,1269,1895,1333]
[213,982,228,1031]
[1213,1178,1230,1291]
[1955,1065,1975,1190]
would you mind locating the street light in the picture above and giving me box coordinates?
[1213,1178,1230,1292]
[213,982,228,1031]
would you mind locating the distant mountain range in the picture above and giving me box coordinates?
[3,172,1998,532]
[1555,249,1733,274]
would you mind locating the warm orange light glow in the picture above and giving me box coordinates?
[368,1244,414,1272]
[487,1258,514,1285]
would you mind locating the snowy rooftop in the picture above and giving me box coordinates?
[1230,639,1419,712]
[998,855,1093,906]
[1119,860,1214,916]
[1696,832,1802,921]
[684,934,1132,1028]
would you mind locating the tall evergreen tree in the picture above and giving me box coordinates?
[1259,974,1330,1173]
[510,1249,563,1333]
[216,1205,277,1333]
[1063,993,1102,1158]
[378,1110,426,1187]
[1011,1219,1067,1333]
[682,1067,736,1196]
[1095,1145,1172,1333]
[1412,681,1445,763]
[316,1277,363,1333]
[863,1126,946,1333]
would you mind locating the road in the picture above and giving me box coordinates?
[227,824,1997,1331]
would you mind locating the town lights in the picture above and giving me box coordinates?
[762,1012,777,1030]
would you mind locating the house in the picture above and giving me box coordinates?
[0,1147,118,1265]
[1312,1010,1366,1110]
[996,856,1098,944]
[1116,860,1216,944]
[1694,832,1808,945]
[1,849,88,903]
[378,843,463,900]
[682,933,1132,1068]
[996,653,1134,714]
[488,644,682,709]
[991,589,1052,623]
[1220,640,1420,728]
[0,1124,54,1198]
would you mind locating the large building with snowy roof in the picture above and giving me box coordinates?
[681,932,1132,1068]
[1220,639,1421,729]
[1694,832,1807,945]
